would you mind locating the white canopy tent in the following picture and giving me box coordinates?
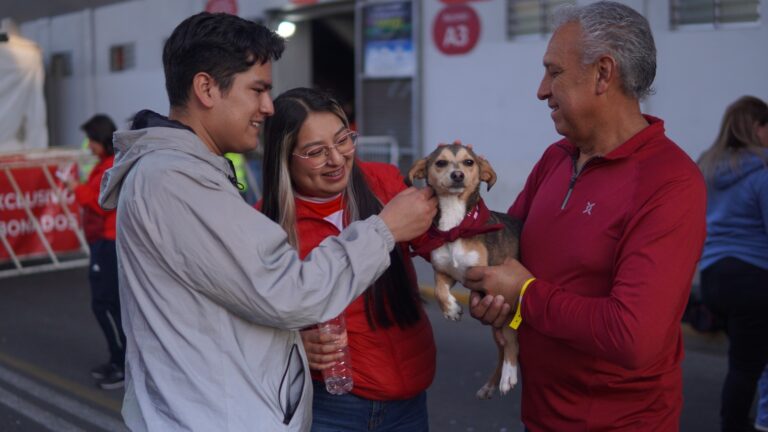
[0,19,48,152]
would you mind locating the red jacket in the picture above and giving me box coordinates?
[74,155,116,242]
[509,117,706,431]
[293,161,436,401]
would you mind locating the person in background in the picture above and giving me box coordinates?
[698,95,768,432]
[758,366,768,432]
[464,2,706,430]
[66,114,126,390]
[259,87,435,432]
[97,12,436,431]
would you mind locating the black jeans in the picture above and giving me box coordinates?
[88,239,126,366]
[701,257,768,432]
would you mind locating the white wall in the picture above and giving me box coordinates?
[421,0,768,211]
[18,0,768,207]
[91,0,203,127]
[21,0,203,146]
[239,0,288,20]
[21,11,92,147]
[652,22,768,159]
[19,0,311,147]
[422,0,555,211]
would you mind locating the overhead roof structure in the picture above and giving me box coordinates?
[1,0,129,24]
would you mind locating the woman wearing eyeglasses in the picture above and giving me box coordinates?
[259,87,436,431]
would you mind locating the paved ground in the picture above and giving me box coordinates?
[0,264,738,431]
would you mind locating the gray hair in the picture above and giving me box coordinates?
[553,1,656,100]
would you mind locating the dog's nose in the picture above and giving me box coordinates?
[450,171,464,182]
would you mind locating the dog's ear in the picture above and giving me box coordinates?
[478,157,497,191]
[407,158,428,185]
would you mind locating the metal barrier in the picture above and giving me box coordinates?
[0,149,92,279]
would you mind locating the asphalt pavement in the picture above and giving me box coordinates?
[0,264,733,431]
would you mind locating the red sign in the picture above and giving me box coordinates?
[0,159,82,262]
[433,5,481,55]
[205,0,238,15]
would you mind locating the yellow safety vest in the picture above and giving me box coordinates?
[79,137,95,180]
[225,153,248,191]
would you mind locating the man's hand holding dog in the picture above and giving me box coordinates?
[465,258,533,328]
[379,186,437,243]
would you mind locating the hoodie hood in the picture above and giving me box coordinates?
[712,150,768,190]
[98,110,235,210]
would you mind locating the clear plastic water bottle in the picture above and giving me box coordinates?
[316,314,354,395]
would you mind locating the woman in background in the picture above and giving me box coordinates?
[67,114,126,390]
[698,95,768,432]
[260,88,435,431]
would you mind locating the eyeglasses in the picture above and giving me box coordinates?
[292,131,358,169]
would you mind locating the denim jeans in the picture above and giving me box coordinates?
[310,380,429,432]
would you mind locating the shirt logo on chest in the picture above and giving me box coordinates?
[582,201,595,215]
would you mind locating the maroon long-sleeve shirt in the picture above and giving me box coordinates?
[510,116,706,431]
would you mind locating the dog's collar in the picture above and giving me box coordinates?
[411,199,503,257]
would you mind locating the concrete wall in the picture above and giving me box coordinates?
[19,0,307,147]
[21,0,203,146]
[22,11,92,147]
[421,0,768,210]
[91,0,202,128]
[19,0,768,211]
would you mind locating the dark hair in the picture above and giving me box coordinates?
[80,114,117,155]
[262,87,422,330]
[163,12,285,108]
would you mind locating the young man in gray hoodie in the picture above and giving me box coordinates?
[98,12,436,432]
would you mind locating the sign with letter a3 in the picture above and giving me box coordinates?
[433,4,480,55]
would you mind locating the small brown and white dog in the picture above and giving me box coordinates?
[408,143,522,398]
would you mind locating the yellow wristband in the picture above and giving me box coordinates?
[509,277,536,330]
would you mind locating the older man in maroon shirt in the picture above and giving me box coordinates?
[465,2,706,431]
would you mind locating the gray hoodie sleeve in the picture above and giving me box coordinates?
[117,161,394,330]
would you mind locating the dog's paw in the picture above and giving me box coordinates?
[499,362,518,395]
[475,382,496,400]
[443,297,463,321]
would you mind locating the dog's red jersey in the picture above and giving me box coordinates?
[294,161,436,401]
[510,116,706,431]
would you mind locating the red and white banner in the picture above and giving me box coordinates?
[0,152,83,262]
